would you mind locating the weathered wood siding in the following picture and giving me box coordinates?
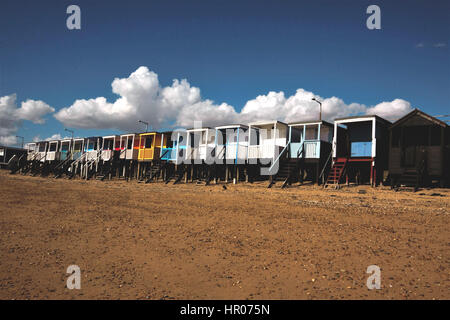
[389,147,403,174]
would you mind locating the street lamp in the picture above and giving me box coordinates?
[312,98,322,121]
[138,120,149,132]
[64,128,74,139]
[15,135,24,148]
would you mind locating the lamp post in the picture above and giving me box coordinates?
[15,135,24,148]
[64,128,74,139]
[138,120,149,132]
[312,98,322,121]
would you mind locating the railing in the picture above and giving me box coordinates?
[54,152,73,171]
[6,154,18,166]
[248,144,279,159]
[248,145,259,158]
[216,145,226,161]
[290,140,320,158]
[268,141,290,176]
[160,147,176,161]
[224,143,247,162]
[186,145,214,161]
[319,149,333,185]
[71,152,87,167]
[119,148,127,159]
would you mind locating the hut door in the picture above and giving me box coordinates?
[403,126,423,168]
[403,147,416,167]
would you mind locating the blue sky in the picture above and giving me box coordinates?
[0,0,448,145]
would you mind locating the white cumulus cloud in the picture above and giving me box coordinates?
[55,66,412,131]
[0,94,54,146]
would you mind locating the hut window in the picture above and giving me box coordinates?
[240,129,249,142]
[305,126,318,140]
[49,144,57,152]
[61,143,69,151]
[145,136,153,148]
[207,132,215,144]
[290,127,302,143]
[38,144,46,152]
[104,140,113,150]
[127,139,133,149]
[74,142,82,152]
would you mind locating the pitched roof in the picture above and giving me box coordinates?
[391,108,448,128]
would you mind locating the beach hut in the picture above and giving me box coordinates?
[35,141,48,162]
[46,140,61,162]
[94,135,122,180]
[214,124,249,183]
[137,132,162,162]
[0,145,27,171]
[389,109,449,188]
[160,131,181,162]
[84,136,102,160]
[26,142,37,161]
[116,133,140,179]
[101,135,121,162]
[247,121,289,182]
[67,138,86,178]
[157,130,189,183]
[119,133,139,161]
[77,136,102,179]
[51,138,74,178]
[215,124,249,164]
[136,132,163,181]
[185,127,216,163]
[329,115,391,187]
[71,138,84,160]
[287,120,335,184]
[59,139,72,161]
[183,127,217,182]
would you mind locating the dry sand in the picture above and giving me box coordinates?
[0,170,448,299]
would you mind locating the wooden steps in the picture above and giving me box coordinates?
[324,158,347,188]
[268,159,298,188]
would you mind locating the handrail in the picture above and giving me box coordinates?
[160,148,170,159]
[29,152,39,161]
[216,145,226,161]
[319,149,333,181]
[54,152,73,170]
[296,142,304,159]
[34,152,44,162]
[268,140,290,175]
[71,151,88,168]
[7,154,18,166]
